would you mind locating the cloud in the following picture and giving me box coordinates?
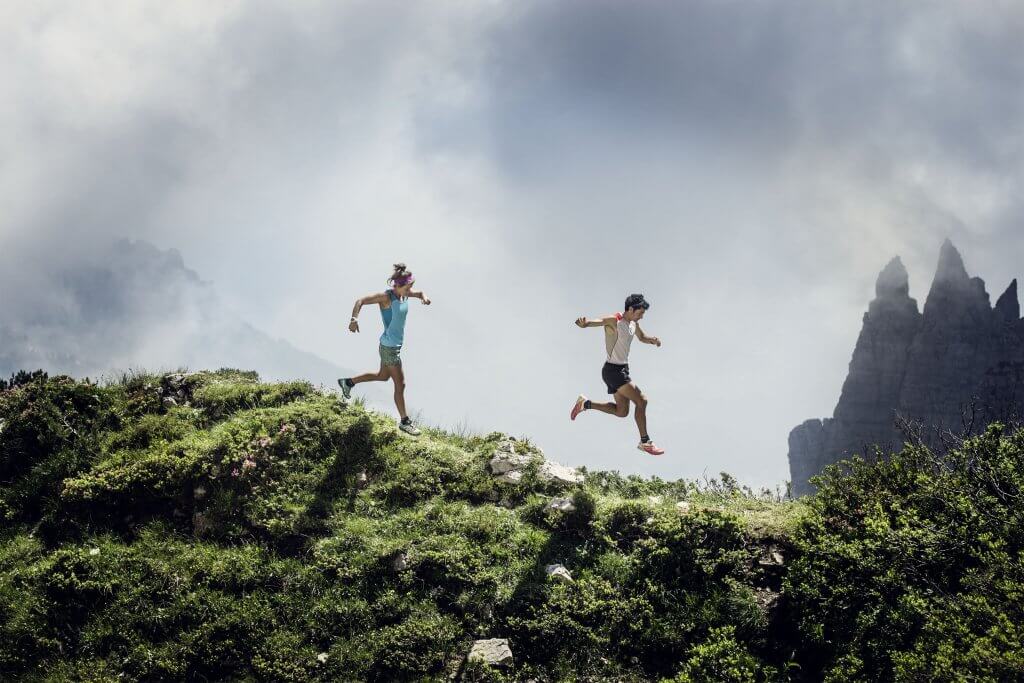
[2,1,1022,487]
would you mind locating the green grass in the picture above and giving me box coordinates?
[4,370,1017,681]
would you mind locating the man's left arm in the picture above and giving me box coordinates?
[636,324,661,347]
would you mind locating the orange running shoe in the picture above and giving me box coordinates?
[570,395,587,421]
[638,441,665,456]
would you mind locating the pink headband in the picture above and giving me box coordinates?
[393,273,415,286]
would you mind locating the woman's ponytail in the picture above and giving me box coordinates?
[388,263,413,286]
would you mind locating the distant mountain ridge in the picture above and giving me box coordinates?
[0,239,347,384]
[788,240,1024,496]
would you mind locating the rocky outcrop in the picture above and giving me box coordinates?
[467,639,514,669]
[545,563,574,583]
[488,437,584,487]
[789,241,1024,496]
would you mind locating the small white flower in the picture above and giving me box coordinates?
[89,548,100,556]
[316,652,329,664]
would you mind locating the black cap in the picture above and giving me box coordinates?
[624,293,650,311]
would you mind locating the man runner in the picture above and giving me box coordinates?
[570,293,665,455]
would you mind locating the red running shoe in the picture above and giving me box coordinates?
[570,395,587,421]
[638,441,665,456]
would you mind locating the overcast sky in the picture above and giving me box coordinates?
[2,1,1023,488]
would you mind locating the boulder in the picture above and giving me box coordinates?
[547,497,576,512]
[392,551,409,572]
[545,563,574,583]
[489,439,583,487]
[468,639,514,668]
[489,452,534,475]
[496,470,523,485]
[758,547,785,567]
[537,460,583,485]
[676,501,691,514]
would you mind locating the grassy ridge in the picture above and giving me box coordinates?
[1,371,1021,681]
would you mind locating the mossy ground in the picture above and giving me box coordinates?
[3,371,1022,681]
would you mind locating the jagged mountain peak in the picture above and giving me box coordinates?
[923,240,990,318]
[875,256,910,299]
[0,238,347,384]
[996,279,1020,321]
[934,239,969,284]
[790,241,1024,496]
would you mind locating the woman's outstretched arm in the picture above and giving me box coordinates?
[409,290,432,305]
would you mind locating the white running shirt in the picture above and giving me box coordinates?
[605,313,635,365]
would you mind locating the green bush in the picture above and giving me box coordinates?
[785,424,1024,681]
[667,626,764,683]
[7,371,1021,681]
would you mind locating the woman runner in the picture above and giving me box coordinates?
[570,293,665,455]
[338,263,431,435]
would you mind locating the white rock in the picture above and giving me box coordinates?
[545,563,574,583]
[537,460,584,485]
[316,652,329,664]
[165,373,189,389]
[489,452,534,475]
[89,547,100,556]
[392,552,409,571]
[497,439,518,454]
[676,501,692,513]
[758,548,785,567]
[547,497,576,512]
[648,495,664,505]
[468,639,514,668]
[162,397,178,408]
[496,470,523,485]
[356,471,368,487]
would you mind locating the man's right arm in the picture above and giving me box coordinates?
[575,315,615,329]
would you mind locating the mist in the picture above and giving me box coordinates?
[2,1,1023,488]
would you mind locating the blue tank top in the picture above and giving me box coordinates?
[379,290,408,348]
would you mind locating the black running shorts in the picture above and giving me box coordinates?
[602,362,631,394]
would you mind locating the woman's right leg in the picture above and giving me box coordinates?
[351,364,389,385]
[386,363,407,419]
